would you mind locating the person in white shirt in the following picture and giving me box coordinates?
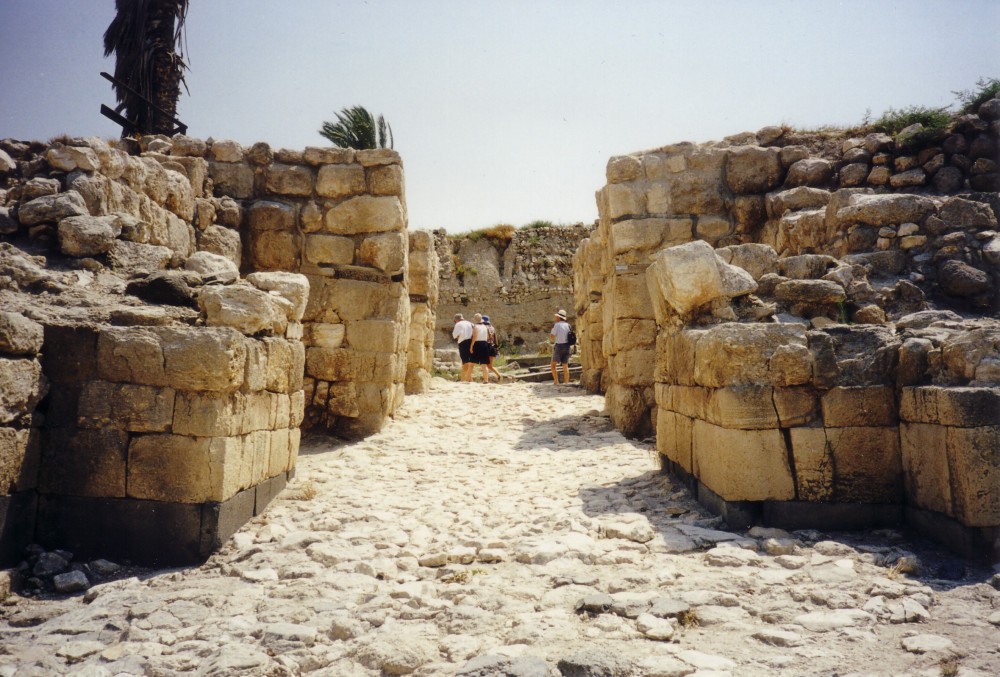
[452,313,474,382]
[549,309,572,385]
[469,313,492,384]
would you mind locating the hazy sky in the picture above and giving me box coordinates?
[1,1,997,232]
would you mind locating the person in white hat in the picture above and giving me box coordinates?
[549,309,572,385]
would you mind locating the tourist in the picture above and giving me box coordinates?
[549,309,572,385]
[469,313,492,384]
[452,313,474,382]
[482,315,505,383]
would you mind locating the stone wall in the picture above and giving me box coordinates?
[435,225,590,351]
[0,134,419,565]
[576,96,1000,560]
[580,97,1000,437]
[406,230,439,393]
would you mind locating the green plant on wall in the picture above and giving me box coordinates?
[953,77,1000,113]
[319,106,394,149]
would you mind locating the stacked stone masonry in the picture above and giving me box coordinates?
[407,230,439,394]
[435,225,590,350]
[0,134,419,565]
[575,97,1000,561]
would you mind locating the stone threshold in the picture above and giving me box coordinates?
[660,456,998,563]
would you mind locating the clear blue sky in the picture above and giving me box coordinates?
[1,1,996,232]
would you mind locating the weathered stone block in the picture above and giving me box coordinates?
[612,318,657,353]
[200,284,286,336]
[827,427,902,502]
[208,162,254,199]
[0,427,40,493]
[367,164,404,196]
[262,337,295,393]
[692,420,795,501]
[326,382,360,417]
[773,387,818,426]
[790,427,833,501]
[947,425,999,527]
[268,428,291,477]
[821,386,898,427]
[248,200,297,231]
[77,381,174,432]
[706,386,778,429]
[128,433,246,503]
[321,278,387,322]
[40,428,128,497]
[173,391,241,437]
[241,391,275,433]
[305,234,354,266]
[726,146,782,193]
[346,320,398,354]
[899,386,1000,427]
[306,347,352,382]
[0,358,47,425]
[693,323,808,387]
[265,164,313,196]
[358,232,405,273]
[249,230,300,271]
[325,196,404,234]
[602,184,644,220]
[316,164,365,199]
[900,422,951,516]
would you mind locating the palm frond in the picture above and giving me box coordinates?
[319,106,394,149]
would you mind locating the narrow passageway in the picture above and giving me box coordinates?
[2,380,998,676]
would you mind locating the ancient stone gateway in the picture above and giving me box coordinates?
[574,106,1000,562]
[0,136,436,566]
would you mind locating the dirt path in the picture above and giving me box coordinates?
[1,379,998,676]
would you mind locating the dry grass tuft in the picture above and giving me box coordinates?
[286,480,317,501]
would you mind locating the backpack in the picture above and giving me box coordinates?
[567,326,577,347]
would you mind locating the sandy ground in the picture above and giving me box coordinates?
[1,378,999,676]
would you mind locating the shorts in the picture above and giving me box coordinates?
[472,341,492,364]
[458,339,472,364]
[552,342,571,365]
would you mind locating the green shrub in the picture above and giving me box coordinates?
[953,77,1000,113]
[524,219,554,230]
[870,105,951,136]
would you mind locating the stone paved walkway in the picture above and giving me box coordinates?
[1,379,999,676]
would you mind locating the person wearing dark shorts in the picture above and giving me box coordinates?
[452,313,474,382]
[470,313,492,383]
[549,309,572,385]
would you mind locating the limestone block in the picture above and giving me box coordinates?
[612,219,684,254]
[307,322,346,349]
[947,425,999,526]
[765,186,831,219]
[821,386,897,427]
[768,343,814,387]
[607,155,642,183]
[300,201,323,233]
[790,427,834,501]
[692,420,795,501]
[665,385,708,420]
[899,386,1000,427]
[47,146,99,172]
[305,233,354,266]
[264,163,313,197]
[243,341,268,392]
[208,162,254,199]
[250,230,300,271]
[18,191,89,226]
[647,240,725,318]
[785,158,833,187]
[155,213,196,259]
[170,156,209,199]
[316,164,365,199]
[820,325,900,386]
[162,168,195,220]
[358,232,406,273]
[306,347,352,382]
[668,171,726,215]
[77,381,174,432]
[185,251,239,284]
[210,140,244,162]
[773,387,818,426]
[200,284,286,336]
[726,146,783,193]
[0,358,48,424]
[40,428,129,497]
[706,386,779,429]
[655,330,699,385]
[827,427,902,502]
[346,319,398,354]
[367,164,404,196]
[267,427,291,477]
[355,149,400,167]
[197,224,241,269]
[835,193,936,227]
[602,184,644,220]
[643,151,688,179]
[290,390,305,427]
[326,382,360,417]
[656,410,693,473]
[302,147,354,165]
[322,278,388,322]
[696,215,733,243]
[244,429,270,485]
[715,243,778,281]
[692,323,808,387]
[646,183,671,213]
[57,215,122,256]
[262,337,295,393]
[325,196,404,235]
[242,391,276,432]
[272,393,291,429]
[610,349,656,386]
[246,272,310,323]
[0,312,44,356]
[612,318,657,352]
[775,208,827,254]
[289,341,305,392]
[900,423,951,515]
[173,390,244,437]
[128,433,245,503]
[249,200,297,231]
[0,427,40,493]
